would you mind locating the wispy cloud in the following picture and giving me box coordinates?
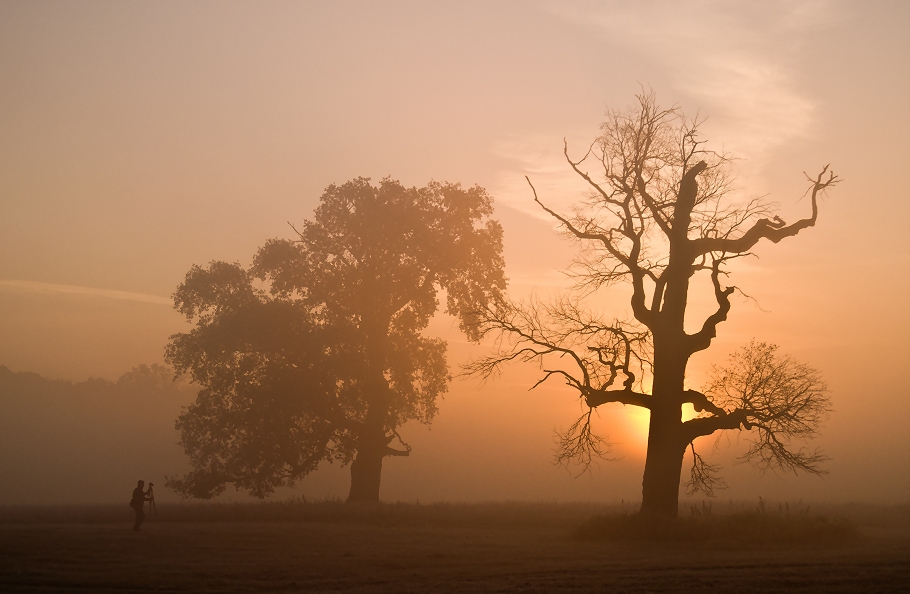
[0,280,171,305]
[494,1,840,218]
[492,134,595,222]
[549,1,835,173]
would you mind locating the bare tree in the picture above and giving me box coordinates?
[467,92,836,519]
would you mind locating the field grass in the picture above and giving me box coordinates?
[575,499,868,544]
[0,499,605,528]
[0,500,907,593]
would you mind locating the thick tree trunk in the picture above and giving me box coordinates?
[347,445,384,503]
[639,406,686,519]
[641,257,690,519]
[347,317,393,504]
[640,346,688,519]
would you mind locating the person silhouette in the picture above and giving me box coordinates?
[130,480,153,531]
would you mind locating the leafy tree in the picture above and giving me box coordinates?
[467,93,835,519]
[166,178,505,501]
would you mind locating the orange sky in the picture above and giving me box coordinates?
[1,1,907,505]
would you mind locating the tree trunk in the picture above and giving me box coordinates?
[639,223,693,519]
[347,316,393,504]
[639,409,686,519]
[640,327,687,519]
[347,445,384,503]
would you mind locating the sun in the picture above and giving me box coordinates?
[622,404,701,449]
[624,406,651,446]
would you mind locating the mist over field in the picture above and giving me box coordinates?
[1,0,908,509]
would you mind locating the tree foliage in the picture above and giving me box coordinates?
[166,178,505,499]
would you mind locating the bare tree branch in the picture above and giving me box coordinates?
[691,166,839,256]
[683,442,727,497]
[464,295,653,466]
[554,408,616,473]
[683,341,831,475]
[685,255,736,355]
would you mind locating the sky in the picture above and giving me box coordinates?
[0,0,908,505]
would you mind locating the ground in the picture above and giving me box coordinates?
[0,503,907,593]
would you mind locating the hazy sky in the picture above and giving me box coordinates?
[1,0,908,504]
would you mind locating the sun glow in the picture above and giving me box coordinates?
[622,404,702,449]
[624,406,651,446]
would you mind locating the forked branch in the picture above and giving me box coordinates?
[684,442,727,497]
[685,255,737,355]
[464,297,654,468]
[527,176,655,328]
[682,341,830,475]
[691,166,839,256]
[554,408,615,473]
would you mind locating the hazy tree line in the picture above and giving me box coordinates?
[1,93,835,518]
[0,364,192,504]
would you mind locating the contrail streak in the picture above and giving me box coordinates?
[0,279,171,305]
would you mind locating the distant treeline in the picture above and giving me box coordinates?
[0,364,194,504]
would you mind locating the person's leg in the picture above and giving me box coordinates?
[133,508,144,531]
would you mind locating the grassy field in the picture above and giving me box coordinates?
[0,501,907,593]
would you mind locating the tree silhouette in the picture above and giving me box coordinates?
[467,92,835,519]
[166,178,505,501]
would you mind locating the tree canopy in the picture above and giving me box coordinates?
[166,177,505,501]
